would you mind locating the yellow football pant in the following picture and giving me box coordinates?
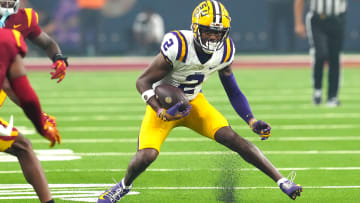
[0,117,18,152]
[138,93,229,152]
[0,89,7,107]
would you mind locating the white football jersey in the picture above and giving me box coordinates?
[154,30,235,101]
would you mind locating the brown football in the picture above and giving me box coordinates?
[155,84,189,111]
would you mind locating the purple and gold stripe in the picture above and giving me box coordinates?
[171,31,188,63]
[221,37,234,63]
[160,50,173,66]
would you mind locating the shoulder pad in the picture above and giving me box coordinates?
[160,30,188,64]
[24,8,39,28]
[221,37,235,64]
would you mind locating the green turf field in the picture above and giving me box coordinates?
[1,68,360,203]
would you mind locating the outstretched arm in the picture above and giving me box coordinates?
[218,66,271,140]
[8,54,61,146]
[218,65,254,124]
[31,32,68,83]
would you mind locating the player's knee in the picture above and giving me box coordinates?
[139,148,158,165]
[315,51,327,61]
[215,127,241,148]
[9,134,33,157]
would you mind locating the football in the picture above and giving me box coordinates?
[155,84,189,111]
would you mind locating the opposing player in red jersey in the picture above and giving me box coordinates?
[0,0,68,107]
[0,28,61,203]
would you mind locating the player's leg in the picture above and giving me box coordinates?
[183,93,282,178]
[0,119,53,203]
[307,14,328,105]
[214,127,282,181]
[326,16,345,106]
[214,127,302,200]
[124,148,159,186]
[183,93,302,200]
[98,105,177,202]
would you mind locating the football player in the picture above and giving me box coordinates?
[98,1,303,202]
[0,0,68,107]
[0,28,61,203]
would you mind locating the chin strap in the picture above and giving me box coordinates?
[0,11,10,28]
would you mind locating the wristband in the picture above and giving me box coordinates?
[141,89,155,102]
[52,54,69,66]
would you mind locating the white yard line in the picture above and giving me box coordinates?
[1,167,360,174]
[28,136,360,144]
[7,123,360,134]
[6,113,360,122]
[9,124,354,133]
[4,103,360,113]
[0,184,359,202]
[0,184,360,190]
[73,150,360,156]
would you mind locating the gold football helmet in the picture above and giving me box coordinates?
[191,0,231,54]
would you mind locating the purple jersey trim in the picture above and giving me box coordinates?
[171,31,182,61]
[221,39,228,63]
[177,31,188,62]
[160,50,173,66]
[228,37,234,62]
[221,37,234,63]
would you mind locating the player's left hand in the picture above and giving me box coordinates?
[43,124,61,147]
[42,112,56,127]
[41,112,61,147]
[157,102,191,121]
[250,119,271,140]
[50,54,68,83]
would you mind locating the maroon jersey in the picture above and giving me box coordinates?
[0,29,27,90]
[4,8,42,40]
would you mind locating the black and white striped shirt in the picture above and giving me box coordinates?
[309,0,347,16]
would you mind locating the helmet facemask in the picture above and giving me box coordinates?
[0,0,20,16]
[194,24,229,54]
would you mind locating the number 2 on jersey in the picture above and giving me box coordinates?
[162,39,174,51]
[179,74,205,94]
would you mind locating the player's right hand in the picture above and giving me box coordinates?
[51,60,67,83]
[43,124,61,147]
[41,112,61,147]
[295,23,306,38]
[250,119,271,140]
[157,102,191,121]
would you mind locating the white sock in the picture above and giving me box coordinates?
[122,178,132,189]
[314,89,322,97]
[277,177,288,186]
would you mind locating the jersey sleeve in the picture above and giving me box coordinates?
[11,30,28,57]
[24,8,42,39]
[160,30,188,65]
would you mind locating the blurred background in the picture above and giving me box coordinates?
[24,0,360,57]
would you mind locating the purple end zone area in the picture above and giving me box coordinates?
[24,56,360,71]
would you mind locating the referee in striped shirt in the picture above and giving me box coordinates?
[294,0,347,107]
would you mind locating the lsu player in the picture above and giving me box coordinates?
[98,1,303,202]
[0,0,68,108]
[0,28,61,203]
